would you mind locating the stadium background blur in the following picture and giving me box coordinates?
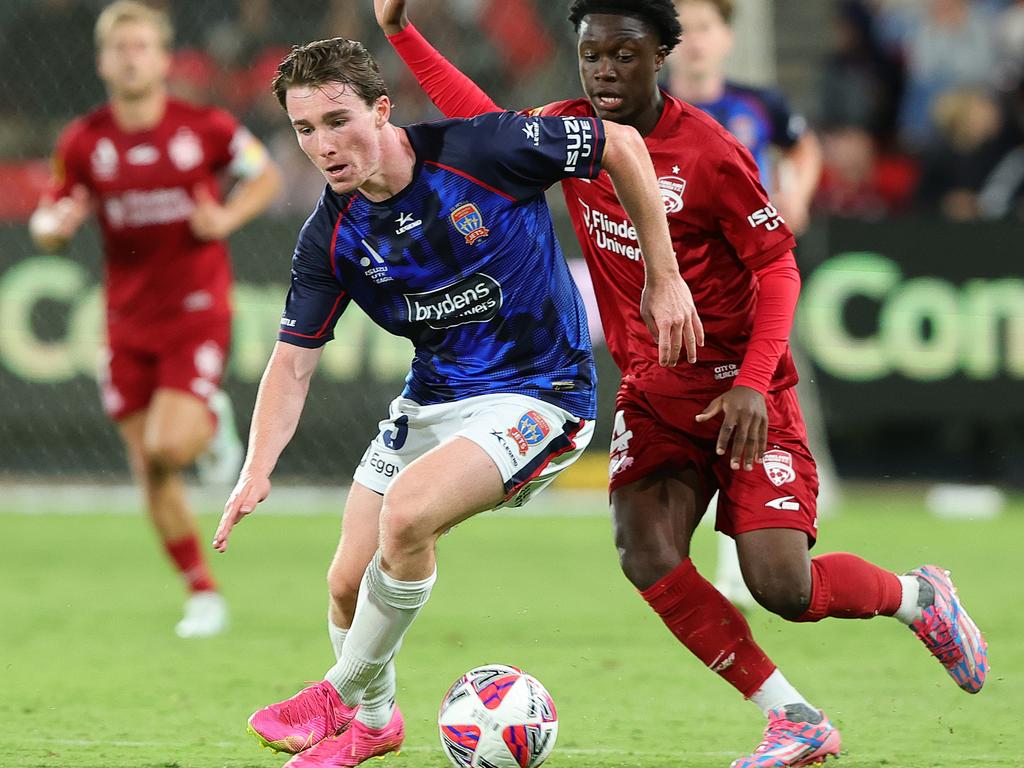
[1,0,1023,493]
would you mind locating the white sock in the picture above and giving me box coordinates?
[328,615,398,729]
[894,575,922,625]
[328,617,348,660]
[749,670,813,717]
[325,552,435,707]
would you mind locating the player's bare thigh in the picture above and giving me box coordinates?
[611,466,713,591]
[379,436,504,580]
[117,410,148,477]
[328,482,386,627]
[144,388,214,468]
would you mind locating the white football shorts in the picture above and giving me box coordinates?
[353,393,593,508]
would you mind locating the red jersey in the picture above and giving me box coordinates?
[51,98,251,342]
[537,94,799,398]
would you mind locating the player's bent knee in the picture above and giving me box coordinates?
[327,568,360,618]
[379,502,433,558]
[617,545,682,591]
[143,437,196,472]
[746,573,811,620]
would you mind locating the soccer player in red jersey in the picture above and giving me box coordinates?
[29,1,281,638]
[667,0,830,610]
[374,1,989,765]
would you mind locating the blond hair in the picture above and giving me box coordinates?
[95,1,173,50]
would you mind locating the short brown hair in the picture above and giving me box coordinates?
[676,0,734,24]
[95,0,173,50]
[272,38,388,110]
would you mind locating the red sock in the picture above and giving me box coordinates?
[794,552,902,622]
[164,534,217,593]
[640,558,776,698]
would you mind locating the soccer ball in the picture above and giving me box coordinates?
[438,664,558,768]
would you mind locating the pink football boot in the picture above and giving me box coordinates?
[731,705,841,768]
[907,565,988,693]
[248,680,357,754]
[284,706,405,767]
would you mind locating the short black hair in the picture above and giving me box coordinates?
[568,0,683,52]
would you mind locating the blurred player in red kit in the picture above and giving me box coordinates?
[374,0,989,765]
[30,0,281,638]
[667,0,836,611]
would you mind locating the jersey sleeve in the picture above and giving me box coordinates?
[278,198,351,349]
[761,88,806,150]
[204,107,269,178]
[388,23,503,118]
[48,121,89,199]
[713,144,796,271]
[429,111,605,200]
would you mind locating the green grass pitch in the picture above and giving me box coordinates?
[1,489,1020,767]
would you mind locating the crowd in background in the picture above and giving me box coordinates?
[816,0,1024,220]
[2,0,1024,222]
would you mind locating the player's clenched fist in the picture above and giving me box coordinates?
[373,0,409,35]
[29,185,91,251]
[213,473,272,552]
[641,271,704,367]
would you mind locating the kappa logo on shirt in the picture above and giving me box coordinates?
[395,211,422,235]
[523,119,541,146]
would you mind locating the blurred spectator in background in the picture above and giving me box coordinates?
[815,126,918,218]
[894,0,998,146]
[819,0,904,145]
[667,0,822,235]
[994,0,1024,88]
[916,86,1023,220]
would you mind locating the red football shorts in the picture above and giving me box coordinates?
[99,314,231,421]
[608,383,819,542]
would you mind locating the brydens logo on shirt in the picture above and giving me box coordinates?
[405,273,503,329]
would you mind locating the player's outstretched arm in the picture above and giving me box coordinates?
[28,186,90,253]
[374,0,503,118]
[213,341,323,552]
[600,121,704,367]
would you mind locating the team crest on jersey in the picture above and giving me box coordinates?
[506,411,550,456]
[169,128,203,171]
[91,138,118,180]
[450,202,489,245]
[763,449,796,487]
[657,175,687,214]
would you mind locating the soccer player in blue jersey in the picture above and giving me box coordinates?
[667,0,821,234]
[211,37,702,766]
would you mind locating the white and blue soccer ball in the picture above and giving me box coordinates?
[438,664,558,768]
